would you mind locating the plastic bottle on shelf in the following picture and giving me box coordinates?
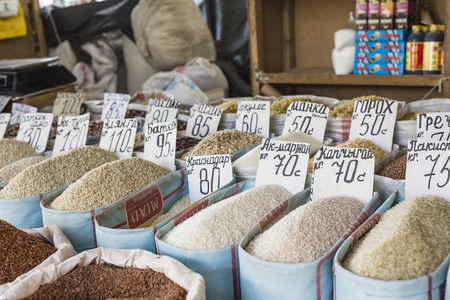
[421,25,429,34]
[423,24,444,74]
[405,25,424,74]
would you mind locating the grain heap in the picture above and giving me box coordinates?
[180,129,263,160]
[342,195,450,280]
[307,138,388,173]
[161,185,292,250]
[0,220,56,284]
[400,111,438,121]
[0,156,47,183]
[24,264,187,300]
[329,95,388,117]
[270,97,322,116]
[150,194,191,226]
[245,196,364,263]
[0,139,36,167]
[48,157,171,211]
[376,153,407,180]
[217,98,253,113]
[0,146,119,199]
[176,136,201,152]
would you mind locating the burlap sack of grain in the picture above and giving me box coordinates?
[373,148,407,201]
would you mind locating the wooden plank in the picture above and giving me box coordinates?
[29,0,47,57]
[282,0,295,71]
[247,0,262,95]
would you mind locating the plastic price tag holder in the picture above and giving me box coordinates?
[16,113,54,153]
[255,139,310,194]
[0,113,11,138]
[310,146,375,204]
[145,98,180,125]
[101,93,131,120]
[235,100,270,138]
[405,140,450,202]
[185,103,223,139]
[144,119,177,170]
[52,92,85,116]
[0,95,11,112]
[417,112,450,141]
[10,103,37,125]
[282,102,329,142]
[186,154,233,203]
[99,118,137,159]
[52,113,90,157]
[349,99,398,151]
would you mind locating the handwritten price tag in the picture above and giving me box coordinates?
[16,113,54,152]
[0,113,11,138]
[349,99,397,151]
[99,119,137,158]
[186,154,233,203]
[417,112,450,141]
[101,93,131,120]
[282,102,329,142]
[0,95,11,112]
[185,103,222,139]
[235,101,270,138]
[10,103,37,125]
[405,140,450,201]
[52,114,90,157]
[145,98,180,125]
[255,139,310,194]
[311,146,375,204]
[52,92,85,116]
[144,119,177,170]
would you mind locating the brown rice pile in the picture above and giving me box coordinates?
[0,156,47,183]
[0,139,36,167]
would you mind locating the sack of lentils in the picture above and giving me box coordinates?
[156,180,299,300]
[0,146,119,229]
[0,247,205,300]
[238,188,385,300]
[0,221,76,294]
[373,149,407,201]
[0,139,36,167]
[334,191,450,299]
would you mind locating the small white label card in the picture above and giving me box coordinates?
[255,139,310,194]
[417,112,450,141]
[0,95,11,112]
[186,154,233,203]
[349,99,398,151]
[0,113,11,139]
[52,113,90,157]
[282,102,329,142]
[311,146,375,204]
[185,103,223,139]
[145,98,180,125]
[405,140,450,201]
[16,113,54,152]
[235,100,270,138]
[101,93,131,120]
[144,119,177,170]
[52,92,85,116]
[99,118,137,159]
[10,103,37,125]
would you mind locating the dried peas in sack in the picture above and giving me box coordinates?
[329,95,388,118]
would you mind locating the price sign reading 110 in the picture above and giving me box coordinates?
[99,119,137,159]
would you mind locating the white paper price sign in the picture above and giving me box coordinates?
[405,140,450,201]
[235,101,270,138]
[186,154,233,203]
[145,98,180,125]
[0,113,11,138]
[186,103,223,139]
[99,119,137,158]
[101,93,131,120]
[52,92,85,116]
[10,103,37,125]
[349,100,398,151]
[52,113,90,157]
[0,95,11,112]
[282,102,329,142]
[144,119,177,170]
[311,147,375,204]
[255,139,310,194]
[16,113,54,152]
[417,112,450,141]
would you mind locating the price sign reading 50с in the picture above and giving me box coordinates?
[99,119,137,158]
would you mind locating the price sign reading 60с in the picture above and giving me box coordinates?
[235,100,270,138]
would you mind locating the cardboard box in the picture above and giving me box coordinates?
[356,30,410,42]
[356,0,369,30]
[356,52,405,64]
[368,0,380,30]
[354,62,404,75]
[356,41,405,54]
[380,0,395,29]
[395,0,416,29]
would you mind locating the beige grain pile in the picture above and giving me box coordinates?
[0,156,47,183]
[329,95,387,117]
[400,111,438,121]
[0,140,36,167]
[217,98,253,113]
[48,157,171,211]
[0,147,119,199]
[181,129,263,160]
[343,195,450,280]
[150,194,191,226]
[245,196,364,263]
[270,97,322,116]
[161,185,292,250]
